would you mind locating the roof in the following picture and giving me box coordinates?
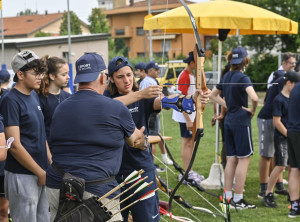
[104,0,194,15]
[3,13,64,37]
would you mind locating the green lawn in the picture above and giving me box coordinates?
[155,99,293,222]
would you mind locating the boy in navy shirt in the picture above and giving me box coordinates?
[46,53,146,222]
[211,47,258,209]
[263,71,299,208]
[287,80,300,218]
[0,50,51,221]
[105,56,210,222]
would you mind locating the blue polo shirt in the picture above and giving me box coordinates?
[104,90,158,174]
[39,91,70,149]
[273,92,289,137]
[46,90,135,197]
[216,71,252,126]
[258,77,284,119]
[0,88,48,174]
[287,83,300,132]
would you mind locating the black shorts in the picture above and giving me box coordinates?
[274,135,288,166]
[287,131,300,169]
[179,122,192,138]
[0,175,4,197]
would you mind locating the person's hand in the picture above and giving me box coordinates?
[211,116,216,126]
[37,169,46,186]
[139,85,163,99]
[133,127,146,150]
[192,89,211,104]
[186,120,193,131]
[242,106,256,118]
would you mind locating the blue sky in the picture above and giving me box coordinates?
[3,0,208,24]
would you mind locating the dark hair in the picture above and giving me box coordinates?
[107,59,139,95]
[282,52,295,62]
[37,55,67,96]
[18,59,47,83]
[228,52,250,71]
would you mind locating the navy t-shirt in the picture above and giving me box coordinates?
[216,71,252,126]
[46,90,135,197]
[0,88,48,174]
[287,83,300,132]
[258,77,284,119]
[39,91,70,148]
[0,89,9,176]
[104,90,159,174]
[273,92,289,137]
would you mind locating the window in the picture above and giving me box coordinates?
[136,27,145,36]
[62,52,69,60]
[115,29,125,36]
[166,68,174,80]
[137,52,146,57]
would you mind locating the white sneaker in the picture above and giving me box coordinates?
[162,155,173,165]
[283,179,288,185]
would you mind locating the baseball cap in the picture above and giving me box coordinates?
[0,70,10,83]
[146,61,159,70]
[74,53,106,84]
[108,56,133,76]
[283,70,300,83]
[230,47,248,65]
[135,62,146,70]
[183,51,194,63]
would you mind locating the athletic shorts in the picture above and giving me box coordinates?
[287,131,300,170]
[274,135,288,166]
[116,170,160,222]
[257,118,275,157]
[0,175,4,197]
[224,124,254,158]
[179,122,193,138]
[149,113,161,135]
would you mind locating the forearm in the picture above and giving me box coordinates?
[211,87,227,108]
[115,91,142,106]
[46,141,52,164]
[273,117,287,137]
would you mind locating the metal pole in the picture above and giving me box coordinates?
[67,0,73,93]
[1,9,5,70]
[148,0,153,60]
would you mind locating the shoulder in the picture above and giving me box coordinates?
[61,90,71,98]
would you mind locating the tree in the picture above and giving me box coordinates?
[17,9,38,16]
[88,8,110,33]
[59,11,82,36]
[35,32,51,37]
[233,0,300,53]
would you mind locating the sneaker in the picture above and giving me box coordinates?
[283,179,288,185]
[262,193,278,208]
[178,174,188,184]
[275,189,289,196]
[230,198,257,210]
[288,209,300,218]
[257,191,265,199]
[188,171,205,182]
[162,155,173,165]
[154,164,165,173]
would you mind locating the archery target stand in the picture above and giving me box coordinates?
[200,163,224,190]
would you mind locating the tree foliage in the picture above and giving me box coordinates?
[88,8,110,33]
[233,0,300,53]
[59,11,82,36]
[17,9,38,16]
[35,32,51,37]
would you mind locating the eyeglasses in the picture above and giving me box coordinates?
[289,62,297,65]
[25,71,45,79]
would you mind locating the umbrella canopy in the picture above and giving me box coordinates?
[144,0,298,35]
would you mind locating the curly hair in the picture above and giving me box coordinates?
[37,55,67,96]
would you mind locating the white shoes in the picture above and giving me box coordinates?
[162,155,173,165]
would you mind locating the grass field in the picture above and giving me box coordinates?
[154,97,293,222]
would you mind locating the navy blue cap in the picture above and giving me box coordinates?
[135,62,146,70]
[0,70,10,82]
[284,70,300,83]
[183,51,194,63]
[108,56,133,76]
[230,47,248,65]
[146,61,159,70]
[74,53,106,84]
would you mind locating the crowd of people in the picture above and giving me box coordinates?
[0,47,298,222]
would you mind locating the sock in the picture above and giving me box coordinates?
[162,153,168,159]
[233,193,243,203]
[276,182,284,191]
[291,200,299,211]
[224,191,232,200]
[260,183,268,192]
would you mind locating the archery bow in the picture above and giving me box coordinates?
[168,0,209,218]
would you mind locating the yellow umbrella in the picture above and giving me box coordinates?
[144,0,298,35]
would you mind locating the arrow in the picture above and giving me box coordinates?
[98,169,144,202]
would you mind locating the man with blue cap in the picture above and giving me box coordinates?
[46,53,146,221]
[211,47,258,210]
[135,62,147,86]
[0,69,10,89]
